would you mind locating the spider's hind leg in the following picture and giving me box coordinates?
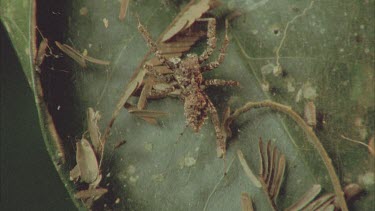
[206,95,226,158]
[201,20,229,72]
[197,18,217,63]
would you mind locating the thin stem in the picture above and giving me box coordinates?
[341,135,371,149]
[227,100,348,211]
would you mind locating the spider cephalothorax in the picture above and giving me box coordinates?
[137,18,239,157]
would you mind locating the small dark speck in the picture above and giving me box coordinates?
[270,87,280,95]
[355,35,363,43]
[291,7,301,13]
[273,29,280,35]
[281,70,288,77]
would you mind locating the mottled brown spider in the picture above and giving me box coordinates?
[137,18,239,157]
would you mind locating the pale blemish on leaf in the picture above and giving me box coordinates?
[80,7,88,16]
[184,156,197,167]
[129,175,139,183]
[358,172,374,187]
[103,18,109,28]
[127,165,136,175]
[151,174,164,183]
[144,142,153,152]
[302,82,318,100]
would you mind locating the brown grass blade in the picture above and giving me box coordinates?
[265,141,272,182]
[55,41,110,66]
[259,138,265,177]
[271,154,286,201]
[302,193,335,211]
[87,107,102,154]
[237,150,261,188]
[55,41,86,67]
[137,78,153,109]
[119,0,129,21]
[74,188,108,199]
[35,38,48,67]
[83,54,110,65]
[285,184,322,211]
[128,109,168,118]
[241,192,254,211]
[266,146,277,192]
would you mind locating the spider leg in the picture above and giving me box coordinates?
[137,19,176,69]
[204,79,239,88]
[148,86,181,99]
[206,95,226,158]
[197,18,217,63]
[201,20,229,72]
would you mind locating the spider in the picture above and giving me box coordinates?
[136,18,239,158]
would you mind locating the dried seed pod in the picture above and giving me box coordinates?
[35,38,48,67]
[76,138,99,183]
[304,101,316,127]
[240,192,254,211]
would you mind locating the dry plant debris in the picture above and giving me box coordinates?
[69,108,109,208]
[55,41,110,67]
[119,0,129,21]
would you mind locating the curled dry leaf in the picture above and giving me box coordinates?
[241,192,254,211]
[161,0,221,42]
[87,107,102,154]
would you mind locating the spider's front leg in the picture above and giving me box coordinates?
[201,20,229,72]
[137,19,176,69]
[206,96,226,158]
[197,18,217,63]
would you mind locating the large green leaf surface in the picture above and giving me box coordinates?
[0,0,33,86]
[2,0,374,210]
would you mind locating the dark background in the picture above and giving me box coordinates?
[0,23,76,210]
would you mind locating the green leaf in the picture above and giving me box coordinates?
[0,0,34,86]
[2,0,374,210]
